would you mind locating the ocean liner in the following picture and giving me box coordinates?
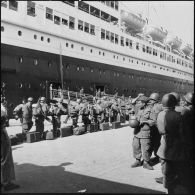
[1,1,194,114]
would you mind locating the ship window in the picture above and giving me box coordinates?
[115,34,118,44]
[129,40,133,48]
[143,45,145,52]
[9,0,18,11]
[69,16,75,29]
[115,1,118,10]
[90,6,100,18]
[136,43,139,50]
[90,49,93,53]
[41,36,44,41]
[62,18,68,26]
[46,7,53,21]
[27,1,35,17]
[62,0,75,7]
[1,1,7,8]
[19,83,23,88]
[99,51,101,55]
[123,57,125,61]
[1,26,4,32]
[113,55,115,58]
[81,47,84,51]
[34,59,38,65]
[78,1,89,13]
[47,38,50,43]
[111,1,114,8]
[18,31,22,36]
[19,56,23,63]
[91,68,93,72]
[66,43,68,47]
[34,34,37,39]
[77,66,80,71]
[106,31,110,40]
[103,52,105,56]
[54,15,60,25]
[101,29,105,39]
[84,22,89,33]
[121,36,124,46]
[48,61,52,67]
[71,44,74,48]
[126,38,129,46]
[90,24,95,35]
[111,33,114,42]
[146,46,149,53]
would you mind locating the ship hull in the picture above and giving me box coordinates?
[1,43,193,117]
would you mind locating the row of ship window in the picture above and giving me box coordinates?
[2,1,192,69]
[16,53,192,80]
[1,24,192,79]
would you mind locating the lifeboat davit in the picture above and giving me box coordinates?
[120,10,146,33]
[143,25,168,43]
[180,43,193,56]
[165,35,182,50]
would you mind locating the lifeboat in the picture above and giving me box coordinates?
[143,25,168,43]
[165,34,182,50]
[120,10,146,33]
[180,43,193,56]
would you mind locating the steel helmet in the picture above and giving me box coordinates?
[129,115,140,128]
[149,93,160,101]
[170,92,180,104]
[162,94,177,108]
[184,92,194,104]
[28,97,33,102]
[40,97,46,101]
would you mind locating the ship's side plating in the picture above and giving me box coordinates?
[1,1,194,116]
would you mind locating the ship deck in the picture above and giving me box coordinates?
[5,120,166,193]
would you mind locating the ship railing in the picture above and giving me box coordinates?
[50,89,129,104]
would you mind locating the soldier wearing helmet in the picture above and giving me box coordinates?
[131,95,155,170]
[156,93,185,194]
[179,92,194,194]
[169,92,183,113]
[33,97,50,139]
[147,93,163,164]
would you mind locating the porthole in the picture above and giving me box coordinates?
[18,31,22,36]
[34,34,37,39]
[19,83,23,88]
[123,58,125,61]
[34,59,38,66]
[41,36,44,41]
[47,38,50,43]
[1,26,4,32]
[71,44,74,48]
[48,61,52,67]
[66,43,69,47]
[19,56,23,63]
[90,49,93,53]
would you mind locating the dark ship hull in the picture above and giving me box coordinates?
[1,43,193,117]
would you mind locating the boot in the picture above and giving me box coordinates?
[143,161,154,170]
[155,177,163,184]
[131,159,142,168]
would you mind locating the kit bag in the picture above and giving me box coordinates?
[60,125,73,137]
[87,123,99,133]
[100,122,110,131]
[43,130,54,140]
[9,135,18,146]
[26,132,41,143]
[112,121,121,129]
[73,126,86,135]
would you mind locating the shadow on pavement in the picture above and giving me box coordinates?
[5,162,165,193]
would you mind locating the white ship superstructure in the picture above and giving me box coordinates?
[1,1,194,115]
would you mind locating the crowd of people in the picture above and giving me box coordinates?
[1,90,194,194]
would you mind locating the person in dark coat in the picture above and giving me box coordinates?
[1,103,20,191]
[131,95,154,170]
[157,93,186,194]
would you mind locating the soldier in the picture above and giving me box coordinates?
[179,92,194,194]
[169,92,183,113]
[33,97,50,139]
[13,98,26,123]
[156,93,184,194]
[131,95,155,170]
[148,93,163,164]
[1,102,20,191]
[21,97,34,140]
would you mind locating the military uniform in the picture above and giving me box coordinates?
[132,104,154,165]
[157,103,184,192]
